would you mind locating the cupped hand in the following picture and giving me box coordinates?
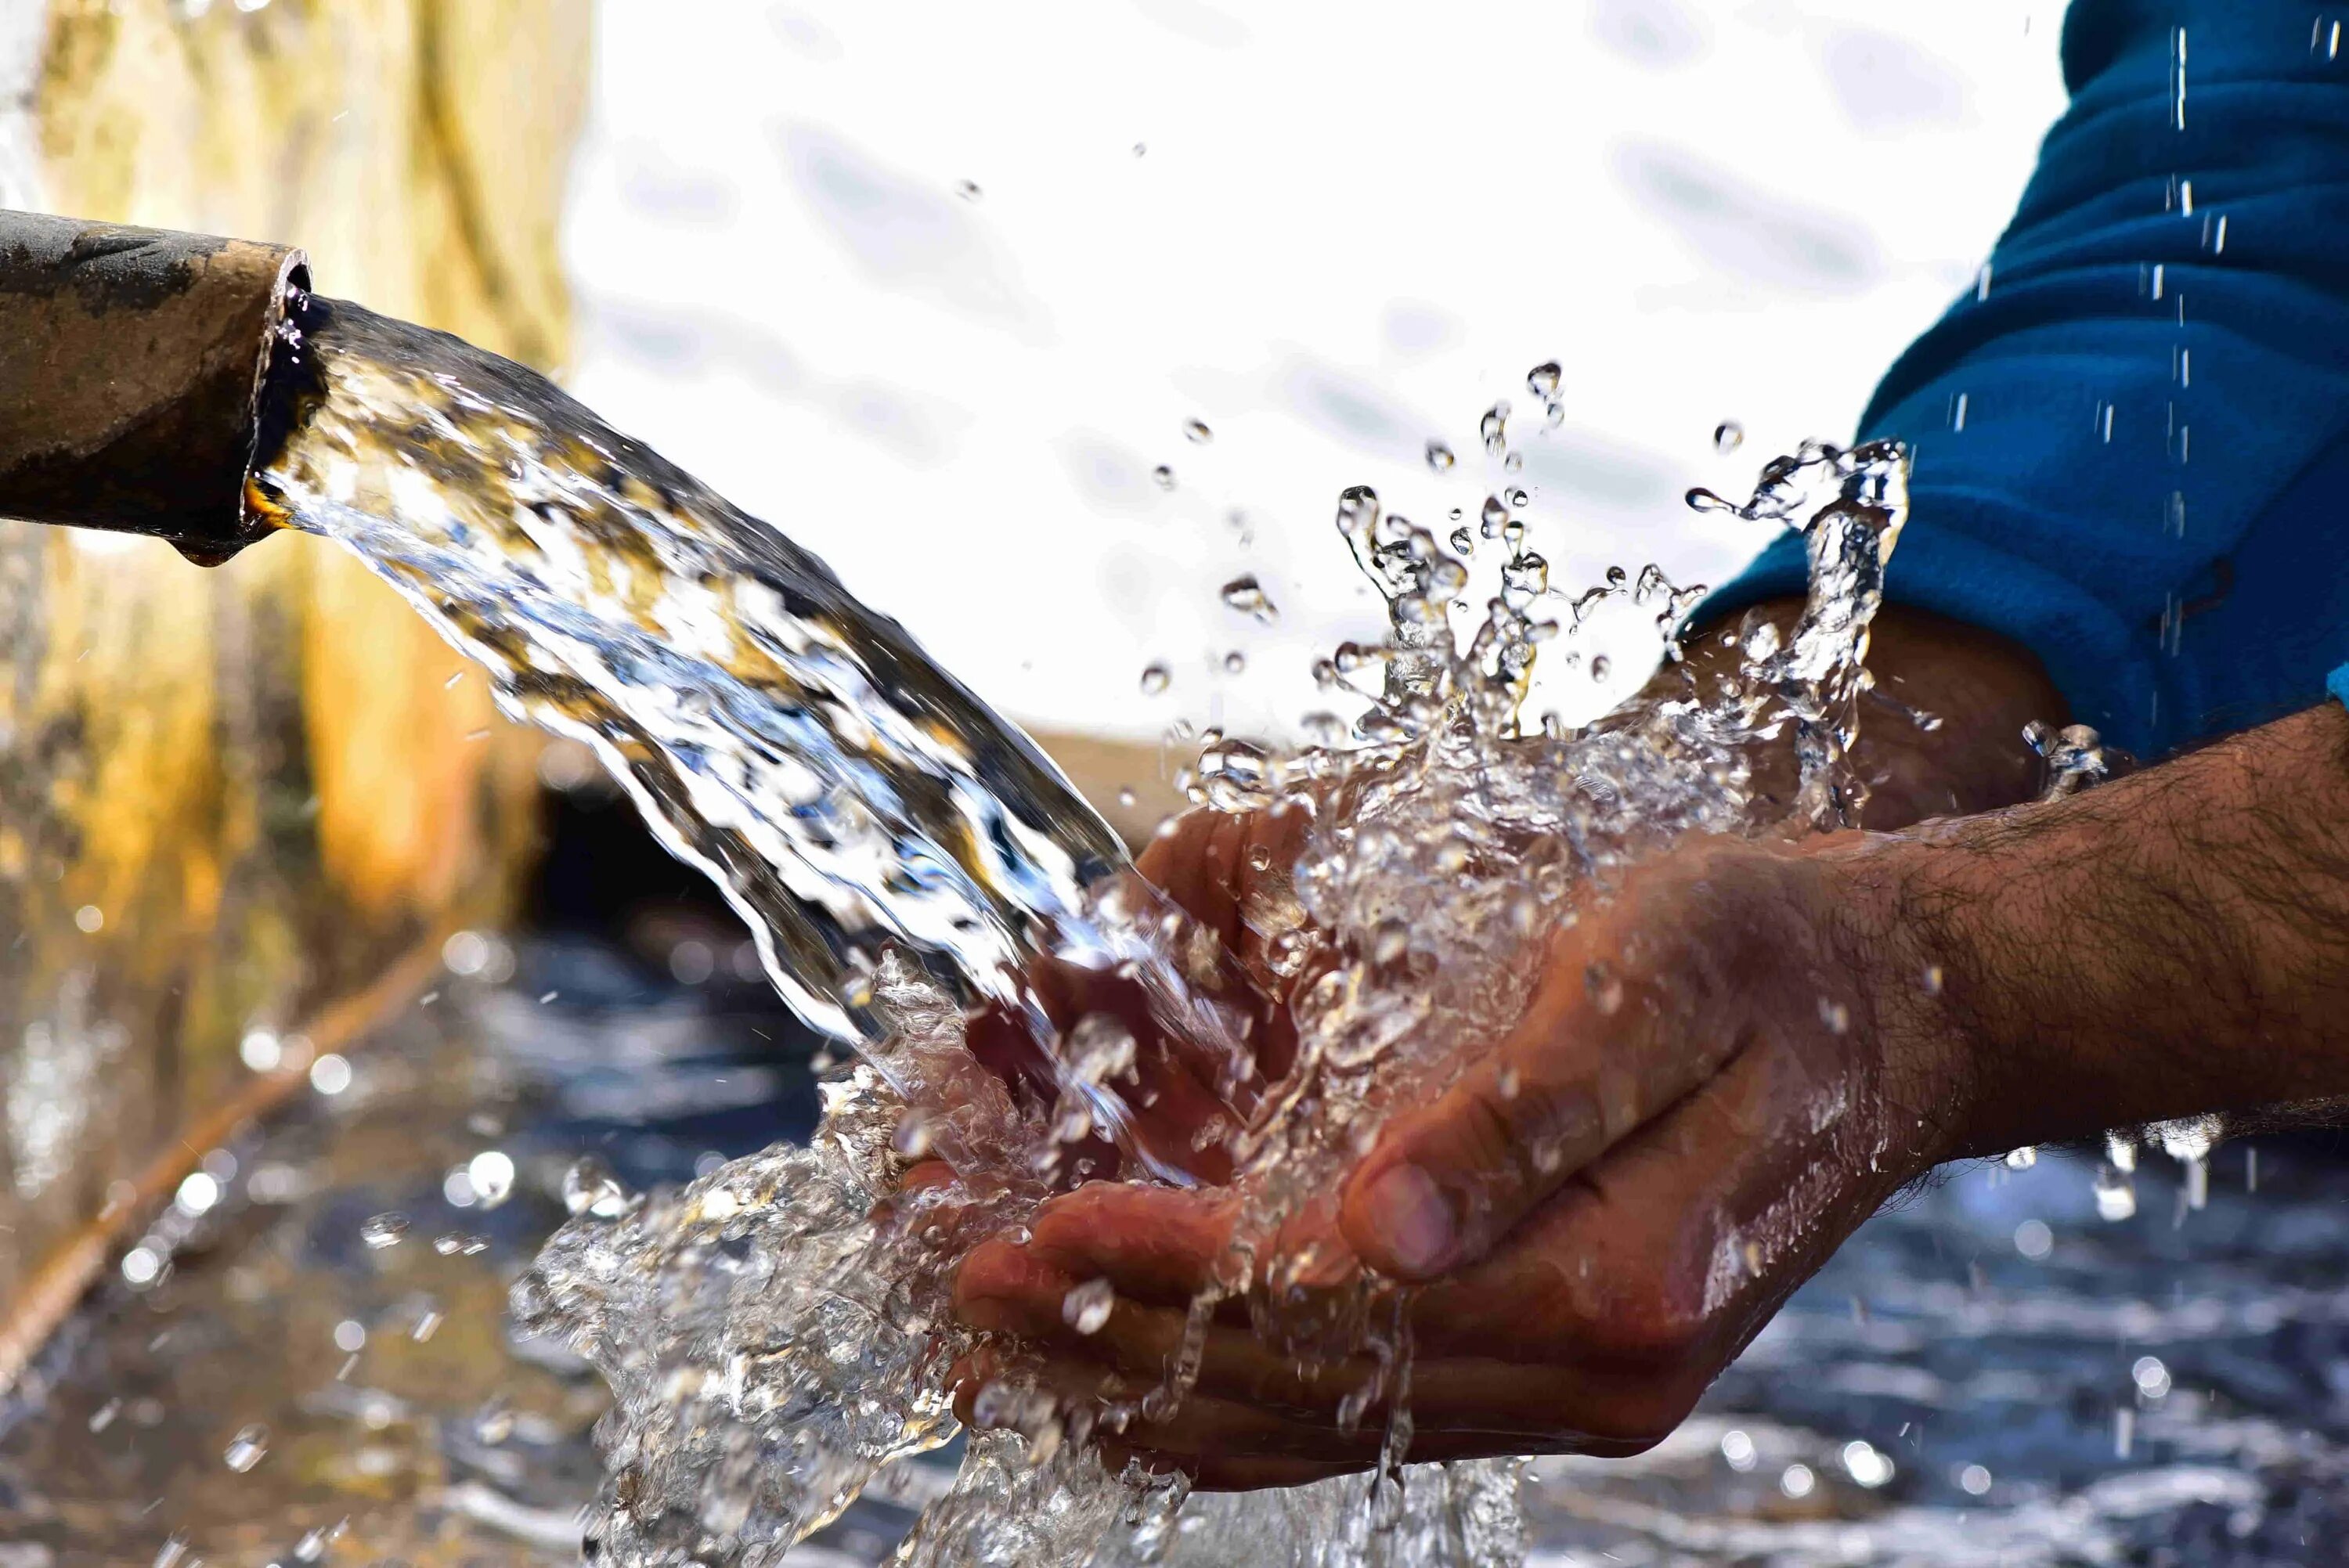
[951,829,1985,1487]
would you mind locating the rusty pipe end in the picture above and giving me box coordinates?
[0,210,310,564]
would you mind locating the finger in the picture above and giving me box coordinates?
[1022,1184,1237,1303]
[1339,869,1759,1280]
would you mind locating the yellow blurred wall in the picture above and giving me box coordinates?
[0,0,589,1331]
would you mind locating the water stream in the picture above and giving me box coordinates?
[246,291,1913,1566]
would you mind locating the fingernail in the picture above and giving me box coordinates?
[1362,1162,1455,1276]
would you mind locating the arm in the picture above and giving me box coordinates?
[953,696,2349,1486]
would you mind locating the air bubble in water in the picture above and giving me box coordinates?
[361,1213,410,1249]
[223,1423,270,1472]
[1063,1278,1117,1335]
[1184,418,1213,444]
[1714,420,1745,454]
[1139,662,1171,695]
[1424,440,1455,473]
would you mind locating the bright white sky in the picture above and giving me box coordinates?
[565,1,2070,741]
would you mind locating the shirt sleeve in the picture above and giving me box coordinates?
[1701,0,2349,759]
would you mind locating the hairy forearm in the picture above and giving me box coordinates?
[1662,598,2065,829]
[1888,701,2349,1154]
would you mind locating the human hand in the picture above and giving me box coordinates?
[938,605,2067,1481]
[949,829,1974,1484]
[945,797,1322,1188]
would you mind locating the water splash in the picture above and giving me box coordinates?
[255,290,1911,1564]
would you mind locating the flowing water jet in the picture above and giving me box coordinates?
[0,225,1915,1563]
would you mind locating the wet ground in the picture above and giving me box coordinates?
[3,929,2346,1566]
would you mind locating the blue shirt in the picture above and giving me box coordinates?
[1707,0,2349,759]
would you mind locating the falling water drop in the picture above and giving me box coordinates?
[1220,575,1278,623]
[1151,464,1176,492]
[1590,654,1613,681]
[1449,527,1474,555]
[562,1155,631,1219]
[1526,360,1562,400]
[361,1213,410,1249]
[1424,440,1455,473]
[1139,662,1172,695]
[1713,420,1745,454]
[954,179,982,202]
[1184,418,1213,445]
[1480,402,1509,456]
[1223,651,1247,676]
[1063,1278,1117,1335]
[223,1424,271,1472]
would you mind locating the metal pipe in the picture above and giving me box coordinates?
[0,209,309,564]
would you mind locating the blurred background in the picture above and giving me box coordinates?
[555,1,2069,744]
[34,6,2349,1567]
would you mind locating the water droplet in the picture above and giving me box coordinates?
[2013,1218,2053,1260]
[1480,496,1508,538]
[563,1154,630,1219]
[1372,918,1409,964]
[434,1231,490,1256]
[1424,440,1456,473]
[1590,654,1613,681]
[474,1397,516,1444]
[467,1149,517,1209]
[223,1422,270,1472]
[1223,651,1247,675]
[1526,361,1562,400]
[1921,964,1945,997]
[2004,1144,2038,1170]
[955,178,982,201]
[1151,464,1176,491]
[1220,574,1278,623]
[1496,1064,1522,1100]
[1449,527,1474,555]
[1713,420,1745,454]
[1140,661,1172,695]
[361,1213,410,1249]
[2095,1164,2138,1221]
[1508,488,1529,509]
[1480,402,1509,456]
[1819,997,1850,1035]
[1184,417,1213,445]
[1116,786,1138,808]
[1069,1014,1138,1083]
[1503,451,1523,474]
[1131,141,1148,157]
[1586,961,1624,1014]
[1685,486,1737,515]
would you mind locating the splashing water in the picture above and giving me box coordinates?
[254,301,1910,1565]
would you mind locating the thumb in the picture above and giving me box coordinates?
[1337,931,1727,1281]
